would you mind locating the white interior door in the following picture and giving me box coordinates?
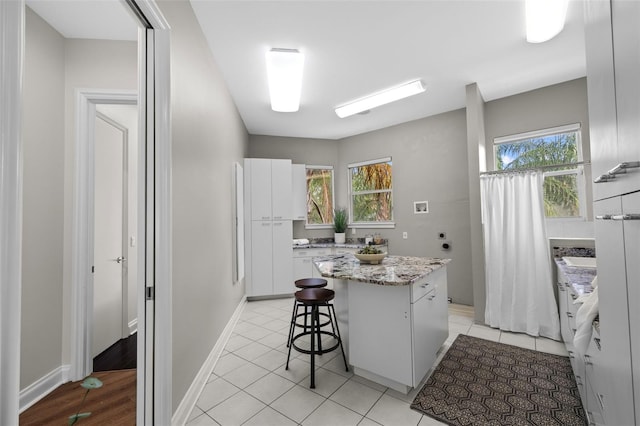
[93,114,126,358]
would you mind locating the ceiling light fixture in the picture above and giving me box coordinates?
[335,80,426,118]
[525,0,569,43]
[266,48,304,112]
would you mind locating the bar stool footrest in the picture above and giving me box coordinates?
[291,330,341,355]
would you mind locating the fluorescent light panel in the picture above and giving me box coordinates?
[525,0,569,43]
[266,48,304,112]
[335,80,426,118]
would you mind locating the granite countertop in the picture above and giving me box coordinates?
[293,238,388,250]
[312,254,450,286]
[293,242,385,249]
[555,257,597,296]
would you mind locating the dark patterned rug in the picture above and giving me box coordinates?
[411,334,587,425]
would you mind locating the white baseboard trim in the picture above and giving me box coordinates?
[19,364,71,413]
[128,318,138,335]
[172,296,247,426]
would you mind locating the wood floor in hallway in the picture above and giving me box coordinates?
[19,369,135,425]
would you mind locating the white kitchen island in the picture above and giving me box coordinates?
[313,254,450,393]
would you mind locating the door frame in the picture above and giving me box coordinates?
[0,1,172,425]
[0,1,25,424]
[71,90,135,381]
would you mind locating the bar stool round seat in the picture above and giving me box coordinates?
[287,278,329,348]
[296,287,333,304]
[294,278,327,289]
[286,287,348,388]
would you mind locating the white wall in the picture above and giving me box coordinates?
[155,0,249,411]
[21,7,65,389]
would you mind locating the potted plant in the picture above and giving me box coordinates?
[333,208,348,244]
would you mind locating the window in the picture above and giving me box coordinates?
[306,165,334,227]
[494,124,585,219]
[348,157,394,227]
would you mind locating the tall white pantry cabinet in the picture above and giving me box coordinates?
[584,0,640,424]
[244,158,294,297]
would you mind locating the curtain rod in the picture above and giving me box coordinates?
[479,161,589,176]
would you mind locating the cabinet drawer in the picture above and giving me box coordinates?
[334,248,358,255]
[293,248,331,258]
[411,267,445,303]
[412,279,433,303]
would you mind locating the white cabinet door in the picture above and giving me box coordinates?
[432,268,449,348]
[272,220,293,295]
[585,0,640,199]
[557,272,573,348]
[411,267,448,386]
[271,159,292,220]
[585,330,605,424]
[247,158,272,220]
[293,257,313,281]
[412,288,437,386]
[292,164,306,221]
[622,191,640,418]
[594,196,635,425]
[250,221,273,296]
[584,0,619,201]
[611,1,640,195]
[349,281,413,386]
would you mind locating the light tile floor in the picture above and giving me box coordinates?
[186,298,568,426]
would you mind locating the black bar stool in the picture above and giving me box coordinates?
[286,287,348,389]
[286,278,330,348]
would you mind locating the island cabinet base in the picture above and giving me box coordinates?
[347,266,449,393]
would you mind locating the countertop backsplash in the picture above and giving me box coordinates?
[552,246,596,259]
[294,237,388,246]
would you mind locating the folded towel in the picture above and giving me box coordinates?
[573,286,599,354]
[293,238,310,245]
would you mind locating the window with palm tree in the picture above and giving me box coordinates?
[494,124,585,218]
[306,166,334,226]
[348,157,393,225]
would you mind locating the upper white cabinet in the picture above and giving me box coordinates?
[247,158,272,220]
[585,0,640,200]
[245,158,292,221]
[272,159,293,220]
[292,164,306,221]
[610,1,640,195]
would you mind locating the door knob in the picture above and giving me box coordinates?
[115,256,126,263]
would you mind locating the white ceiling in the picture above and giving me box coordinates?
[26,0,587,141]
[26,0,138,41]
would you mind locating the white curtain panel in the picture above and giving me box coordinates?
[480,171,560,340]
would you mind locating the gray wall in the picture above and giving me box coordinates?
[156,0,249,411]
[21,7,65,389]
[250,110,474,306]
[338,110,473,305]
